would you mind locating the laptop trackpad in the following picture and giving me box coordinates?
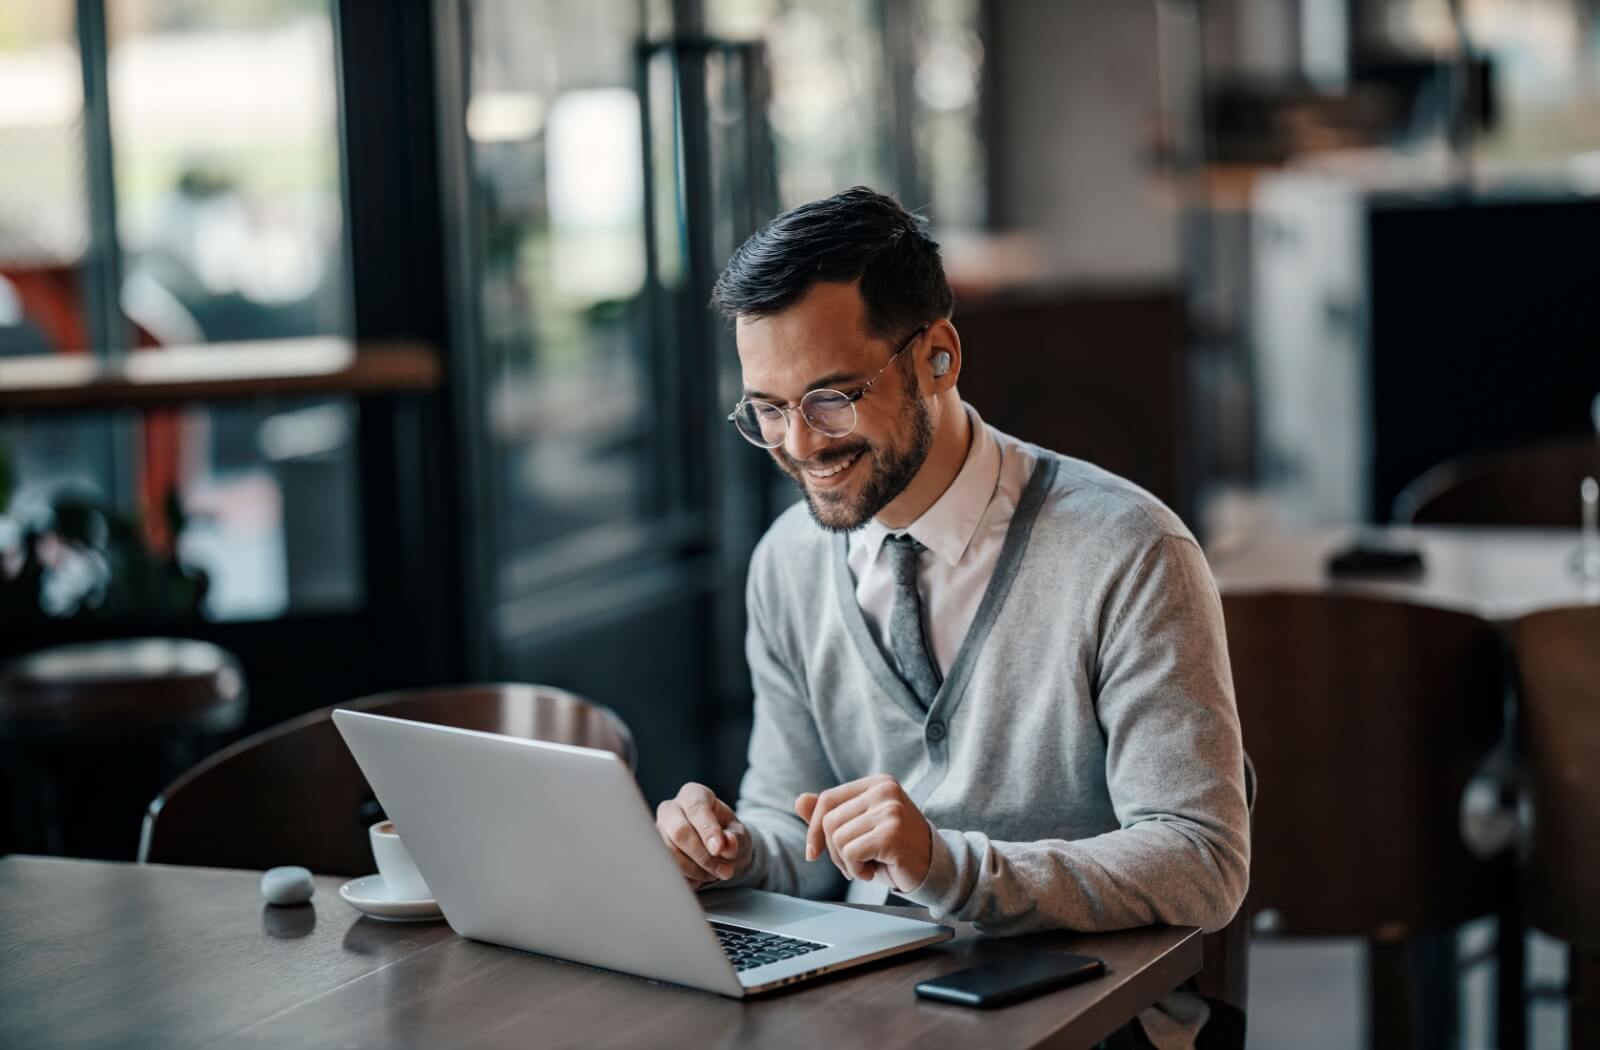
[708,891,832,929]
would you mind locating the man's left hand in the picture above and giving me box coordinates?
[795,774,933,893]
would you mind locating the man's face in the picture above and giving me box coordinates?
[735,282,933,532]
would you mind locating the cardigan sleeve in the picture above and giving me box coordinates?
[716,542,849,901]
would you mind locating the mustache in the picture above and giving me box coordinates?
[776,441,871,472]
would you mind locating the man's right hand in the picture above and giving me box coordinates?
[655,782,751,889]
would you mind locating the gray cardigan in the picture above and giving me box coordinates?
[727,447,1250,1045]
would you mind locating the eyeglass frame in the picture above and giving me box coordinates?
[726,323,931,449]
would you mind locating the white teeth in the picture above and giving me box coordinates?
[806,451,860,479]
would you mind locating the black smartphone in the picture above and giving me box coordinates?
[1325,541,1425,578]
[914,950,1106,1008]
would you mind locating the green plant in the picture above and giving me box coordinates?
[0,445,208,622]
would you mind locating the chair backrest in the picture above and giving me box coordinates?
[1509,605,1600,950]
[139,683,636,876]
[1392,436,1600,527]
[1223,592,1507,938]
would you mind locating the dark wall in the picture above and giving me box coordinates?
[497,582,718,808]
[954,287,1188,517]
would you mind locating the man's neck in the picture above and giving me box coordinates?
[875,394,971,530]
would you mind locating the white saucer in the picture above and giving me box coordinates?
[338,874,444,922]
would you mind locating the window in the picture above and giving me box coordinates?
[451,0,989,628]
[466,0,662,570]
[0,0,360,624]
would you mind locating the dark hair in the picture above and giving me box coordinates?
[709,186,953,339]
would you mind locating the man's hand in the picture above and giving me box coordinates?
[795,774,933,893]
[656,782,751,889]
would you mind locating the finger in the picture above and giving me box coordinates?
[835,814,896,882]
[795,793,819,860]
[680,787,731,856]
[819,793,874,875]
[718,821,747,862]
[710,798,740,858]
[656,821,713,886]
[805,781,872,863]
[800,785,838,861]
[663,802,733,879]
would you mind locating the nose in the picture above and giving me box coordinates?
[783,412,829,464]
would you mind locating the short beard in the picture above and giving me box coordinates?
[774,387,935,533]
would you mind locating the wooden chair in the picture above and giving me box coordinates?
[1509,605,1600,1049]
[138,683,635,876]
[1392,436,1600,527]
[1223,592,1510,1049]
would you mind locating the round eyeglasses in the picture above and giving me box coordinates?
[727,324,929,449]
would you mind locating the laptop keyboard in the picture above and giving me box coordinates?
[710,920,828,972]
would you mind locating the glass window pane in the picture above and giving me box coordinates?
[0,4,131,626]
[180,398,363,620]
[732,1,896,207]
[1,397,362,624]
[0,1,90,356]
[106,0,349,346]
[1,2,362,626]
[910,0,986,232]
[468,0,658,559]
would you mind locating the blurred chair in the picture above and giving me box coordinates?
[1509,605,1600,1050]
[1223,592,1509,1050]
[138,683,635,876]
[1392,437,1600,527]
[0,638,247,856]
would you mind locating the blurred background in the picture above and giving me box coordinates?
[2,1,1599,1046]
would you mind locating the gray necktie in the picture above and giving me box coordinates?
[883,534,941,708]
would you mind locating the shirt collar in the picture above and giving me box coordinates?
[858,404,1002,567]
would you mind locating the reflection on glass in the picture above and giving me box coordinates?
[759,2,893,206]
[1,396,362,623]
[0,4,128,624]
[910,0,986,232]
[469,0,656,559]
[0,2,362,625]
[460,0,989,576]
[106,1,361,621]
[180,398,363,620]
[706,0,984,225]
[0,2,90,356]
[106,0,349,345]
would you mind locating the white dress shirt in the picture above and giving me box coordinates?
[842,404,1037,905]
[847,404,1039,677]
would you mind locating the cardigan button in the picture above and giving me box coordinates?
[926,720,946,742]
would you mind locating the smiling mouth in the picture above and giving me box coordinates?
[804,450,862,479]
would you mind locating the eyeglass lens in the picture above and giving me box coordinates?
[733,389,857,447]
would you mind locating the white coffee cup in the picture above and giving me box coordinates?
[369,820,431,901]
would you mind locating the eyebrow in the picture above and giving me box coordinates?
[744,370,866,404]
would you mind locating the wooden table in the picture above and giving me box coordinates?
[0,857,1202,1049]
[1208,525,1599,621]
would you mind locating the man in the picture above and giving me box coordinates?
[655,187,1249,1048]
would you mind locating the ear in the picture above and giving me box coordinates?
[925,319,961,394]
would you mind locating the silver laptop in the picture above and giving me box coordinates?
[332,709,952,996]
